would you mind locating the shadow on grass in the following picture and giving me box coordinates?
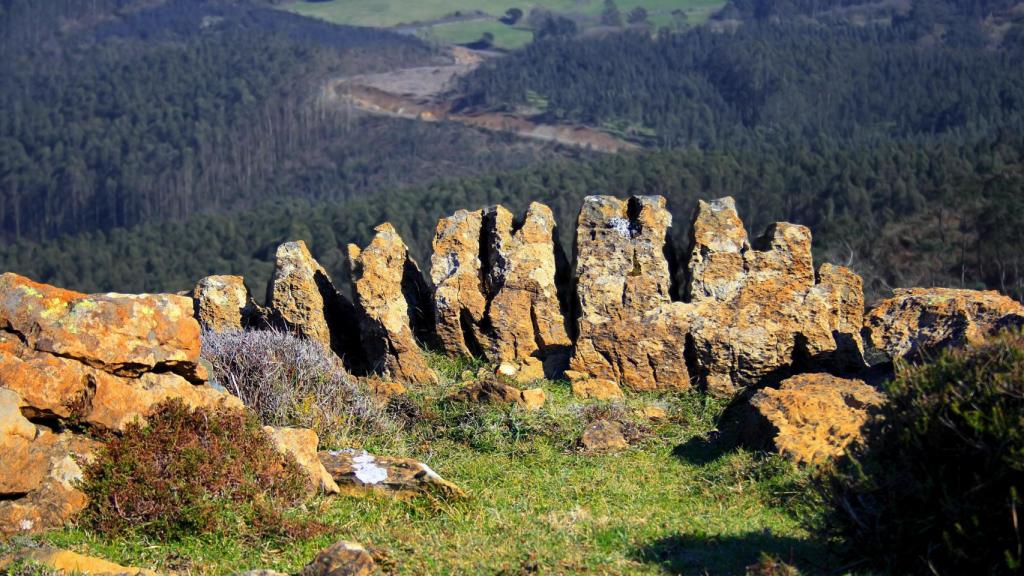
[671,431,734,466]
[634,532,828,575]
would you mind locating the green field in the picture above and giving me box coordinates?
[28,354,838,575]
[283,0,726,50]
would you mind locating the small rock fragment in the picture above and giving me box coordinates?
[264,426,340,495]
[571,379,624,400]
[520,388,547,410]
[318,449,464,499]
[0,546,158,576]
[581,420,629,453]
[300,540,376,576]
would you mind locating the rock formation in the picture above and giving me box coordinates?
[266,241,361,368]
[348,223,436,384]
[431,209,490,358]
[864,287,1024,363]
[569,195,691,391]
[430,203,570,374]
[0,273,240,432]
[743,373,885,465]
[0,273,242,534]
[0,388,98,538]
[685,198,866,394]
[192,275,263,333]
[482,203,572,371]
[318,449,464,499]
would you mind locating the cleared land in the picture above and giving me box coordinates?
[283,0,726,49]
[32,355,834,575]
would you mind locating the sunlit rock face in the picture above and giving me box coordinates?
[569,195,691,392]
[864,287,1024,364]
[684,198,866,395]
[348,223,437,385]
[431,202,570,375]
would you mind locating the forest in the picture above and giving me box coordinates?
[0,0,1023,304]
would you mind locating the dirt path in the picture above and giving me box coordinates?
[324,49,637,153]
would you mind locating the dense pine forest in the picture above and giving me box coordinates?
[0,0,565,241]
[1,0,1023,303]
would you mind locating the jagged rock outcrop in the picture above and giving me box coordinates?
[864,287,1024,363]
[348,223,436,384]
[192,275,263,333]
[318,449,464,499]
[0,389,99,537]
[0,273,241,431]
[483,203,572,371]
[685,198,866,395]
[431,209,490,358]
[267,241,361,368]
[431,203,570,374]
[743,373,885,465]
[569,196,691,391]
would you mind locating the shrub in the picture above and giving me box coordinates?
[824,332,1024,574]
[79,400,317,539]
[201,329,403,451]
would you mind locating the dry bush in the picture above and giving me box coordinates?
[79,400,319,539]
[201,329,404,450]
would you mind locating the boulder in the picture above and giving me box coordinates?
[744,373,885,465]
[0,546,158,576]
[0,389,99,537]
[264,426,340,495]
[685,198,866,395]
[571,379,623,400]
[431,209,490,358]
[267,241,361,366]
[0,273,204,382]
[0,275,241,432]
[300,541,376,576]
[348,223,436,384]
[447,377,543,410]
[864,287,1024,363]
[580,420,629,453]
[568,196,691,391]
[318,449,464,499]
[192,275,262,333]
[482,203,571,370]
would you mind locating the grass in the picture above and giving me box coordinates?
[29,353,839,575]
[282,0,727,50]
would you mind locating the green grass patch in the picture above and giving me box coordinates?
[38,351,840,574]
[281,0,727,49]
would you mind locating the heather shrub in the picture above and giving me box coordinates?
[201,329,403,451]
[824,332,1024,574]
[79,400,318,539]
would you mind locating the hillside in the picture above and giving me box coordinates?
[283,0,726,49]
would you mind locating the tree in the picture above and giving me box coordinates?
[600,0,622,26]
[627,7,649,24]
[500,7,523,25]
